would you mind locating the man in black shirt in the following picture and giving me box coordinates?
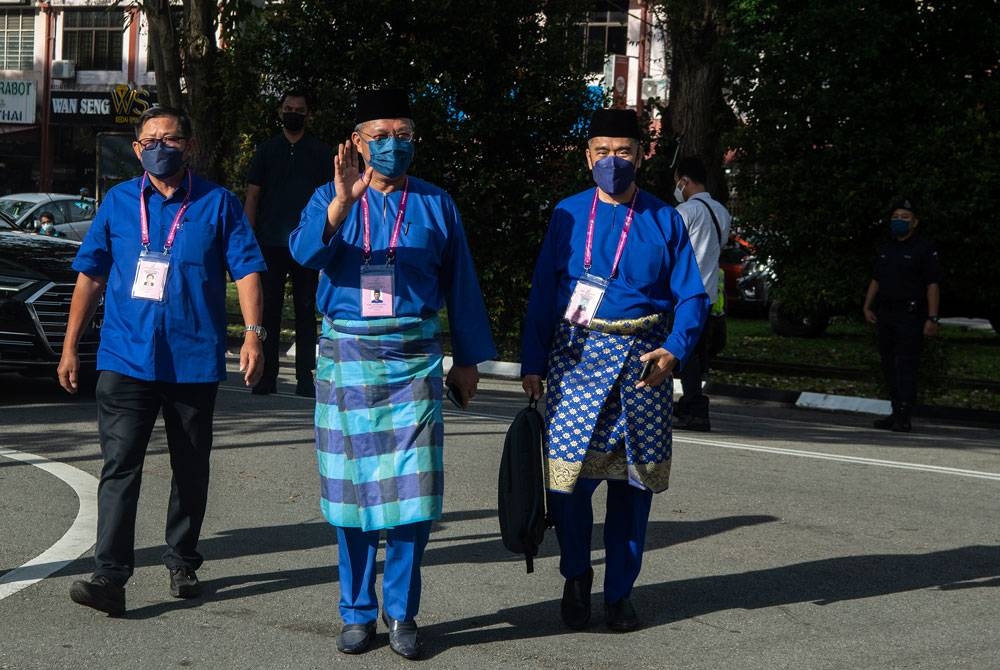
[862,197,941,431]
[245,90,334,396]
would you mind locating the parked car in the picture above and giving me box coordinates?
[0,192,97,241]
[720,234,771,316]
[0,213,102,378]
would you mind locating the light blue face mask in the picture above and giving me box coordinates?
[367,137,414,178]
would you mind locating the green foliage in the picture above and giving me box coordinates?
[215,0,598,357]
[724,1,1000,320]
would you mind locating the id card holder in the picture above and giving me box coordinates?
[360,265,395,317]
[131,251,171,302]
[565,273,607,327]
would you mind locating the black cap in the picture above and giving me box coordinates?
[889,196,916,215]
[588,108,641,140]
[355,88,411,124]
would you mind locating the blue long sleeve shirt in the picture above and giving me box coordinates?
[520,188,709,377]
[289,177,497,366]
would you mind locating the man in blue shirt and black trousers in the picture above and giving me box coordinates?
[58,106,267,617]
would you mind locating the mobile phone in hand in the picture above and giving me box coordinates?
[639,359,655,382]
[446,382,466,409]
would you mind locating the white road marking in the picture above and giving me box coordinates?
[0,448,98,601]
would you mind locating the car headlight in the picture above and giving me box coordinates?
[0,274,34,296]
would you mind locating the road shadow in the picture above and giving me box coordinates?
[416,543,1000,658]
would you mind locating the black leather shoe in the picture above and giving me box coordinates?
[674,415,711,432]
[560,567,593,630]
[336,622,376,655]
[873,414,895,430]
[891,415,912,432]
[251,379,276,395]
[69,575,125,616]
[381,612,421,660]
[605,597,639,632]
[169,567,201,599]
[295,379,315,398]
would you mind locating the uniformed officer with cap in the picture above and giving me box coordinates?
[862,197,941,431]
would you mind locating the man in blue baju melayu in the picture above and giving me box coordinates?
[290,89,496,660]
[521,108,709,632]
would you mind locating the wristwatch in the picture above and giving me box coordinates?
[927,315,940,324]
[245,324,267,341]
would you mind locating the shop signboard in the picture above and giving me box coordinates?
[0,80,36,124]
[51,85,155,127]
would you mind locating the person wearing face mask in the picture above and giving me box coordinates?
[244,89,334,397]
[289,88,496,660]
[36,211,64,237]
[521,109,708,633]
[671,156,732,432]
[59,106,266,616]
[863,197,941,432]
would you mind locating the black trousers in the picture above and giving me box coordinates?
[93,371,218,585]
[876,309,924,405]
[260,245,319,385]
[676,317,713,418]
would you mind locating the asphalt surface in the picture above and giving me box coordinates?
[1,365,998,670]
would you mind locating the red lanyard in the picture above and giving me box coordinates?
[139,170,193,253]
[359,178,409,263]
[583,187,638,278]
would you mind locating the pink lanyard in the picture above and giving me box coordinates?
[583,187,638,278]
[359,178,409,263]
[139,170,193,253]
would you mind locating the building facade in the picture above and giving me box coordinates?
[0,0,155,196]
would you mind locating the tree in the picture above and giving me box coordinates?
[140,0,256,182]
[650,0,735,200]
[725,0,1000,327]
[215,0,599,355]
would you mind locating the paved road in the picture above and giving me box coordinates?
[1,366,998,670]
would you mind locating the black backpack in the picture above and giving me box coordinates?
[497,399,549,573]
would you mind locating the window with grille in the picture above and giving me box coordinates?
[0,10,34,70]
[63,9,124,71]
[579,1,629,74]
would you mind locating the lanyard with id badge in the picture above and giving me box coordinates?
[358,178,409,318]
[564,188,638,327]
[131,171,192,302]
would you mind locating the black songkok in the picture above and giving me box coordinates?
[588,108,641,140]
[355,88,412,124]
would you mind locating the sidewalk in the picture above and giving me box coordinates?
[261,343,1000,427]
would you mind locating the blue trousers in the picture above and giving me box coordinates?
[335,521,432,624]
[548,478,654,604]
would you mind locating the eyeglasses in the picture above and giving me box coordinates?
[137,135,187,150]
[360,130,415,143]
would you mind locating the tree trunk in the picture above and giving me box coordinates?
[664,0,733,202]
[144,0,183,110]
[183,0,222,181]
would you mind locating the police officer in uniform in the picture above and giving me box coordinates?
[862,197,941,432]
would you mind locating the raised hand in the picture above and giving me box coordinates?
[333,139,373,206]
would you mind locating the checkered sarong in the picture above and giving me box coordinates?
[544,317,673,494]
[314,316,444,531]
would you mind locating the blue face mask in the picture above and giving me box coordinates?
[367,137,414,179]
[140,144,185,179]
[592,156,636,196]
[889,218,910,237]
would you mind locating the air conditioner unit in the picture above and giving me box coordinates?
[51,60,76,80]
[641,78,666,101]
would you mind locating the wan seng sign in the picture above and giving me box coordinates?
[51,85,155,126]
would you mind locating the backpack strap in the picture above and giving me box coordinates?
[694,196,723,247]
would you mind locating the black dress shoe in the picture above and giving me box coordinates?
[381,612,421,660]
[674,415,711,432]
[69,575,125,616]
[605,597,639,632]
[560,567,593,630]
[169,567,201,599]
[336,622,376,654]
[295,379,315,398]
[251,380,277,395]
